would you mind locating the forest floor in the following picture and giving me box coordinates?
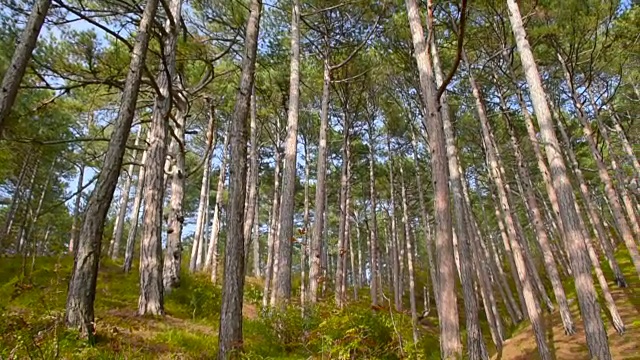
[0,250,639,359]
[495,252,640,360]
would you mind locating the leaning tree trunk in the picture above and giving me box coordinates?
[502,103,575,334]
[308,55,330,304]
[65,0,158,338]
[138,0,183,316]
[0,0,51,129]
[207,130,230,282]
[123,132,150,273]
[163,92,188,293]
[610,110,640,179]
[217,0,261,356]
[549,104,628,285]
[469,54,550,358]
[273,0,300,306]
[111,128,143,260]
[191,100,217,273]
[405,0,461,356]
[507,1,611,358]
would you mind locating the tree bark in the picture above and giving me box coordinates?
[507,2,611,358]
[301,134,310,306]
[0,0,51,129]
[1,152,31,246]
[367,118,380,307]
[386,135,402,312]
[273,0,300,305]
[336,121,351,308]
[405,0,461,356]
[65,0,158,338]
[111,128,143,260]
[308,53,330,304]
[163,92,188,293]
[138,0,183,316]
[217,0,261,357]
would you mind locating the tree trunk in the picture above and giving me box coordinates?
[217,0,261,356]
[163,92,188,293]
[336,122,351,308]
[1,152,31,246]
[308,55,330,304]
[244,88,260,268]
[431,32,488,358]
[367,118,380,307]
[138,0,183,315]
[0,0,51,129]
[610,110,640,179]
[111,128,143,260]
[301,134,310,306]
[65,0,158,338]
[69,162,84,254]
[386,135,402,312]
[405,0,461,356]
[262,140,282,307]
[207,129,230,282]
[552,109,628,285]
[469,50,550,357]
[273,0,300,305]
[506,2,611,358]
[124,132,150,273]
[399,165,419,343]
[191,100,217,273]
[502,104,575,334]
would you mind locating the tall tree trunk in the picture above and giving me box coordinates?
[262,140,282,307]
[367,118,380,307]
[252,199,260,277]
[273,0,300,305]
[551,108,628,285]
[386,134,402,312]
[124,132,150,273]
[469,52,550,357]
[163,92,188,293]
[65,0,158,338]
[218,0,261,356]
[0,0,51,129]
[405,0,461,356]
[399,165,419,343]
[111,128,143,260]
[244,88,260,268]
[431,32,488,358]
[308,55,330,304]
[336,123,351,308]
[138,0,183,316]
[301,134,310,305]
[502,104,575,334]
[207,130,230,282]
[506,2,611,358]
[191,100,217,272]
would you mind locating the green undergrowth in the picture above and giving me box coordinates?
[0,256,444,359]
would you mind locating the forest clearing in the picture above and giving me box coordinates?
[1,0,639,359]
